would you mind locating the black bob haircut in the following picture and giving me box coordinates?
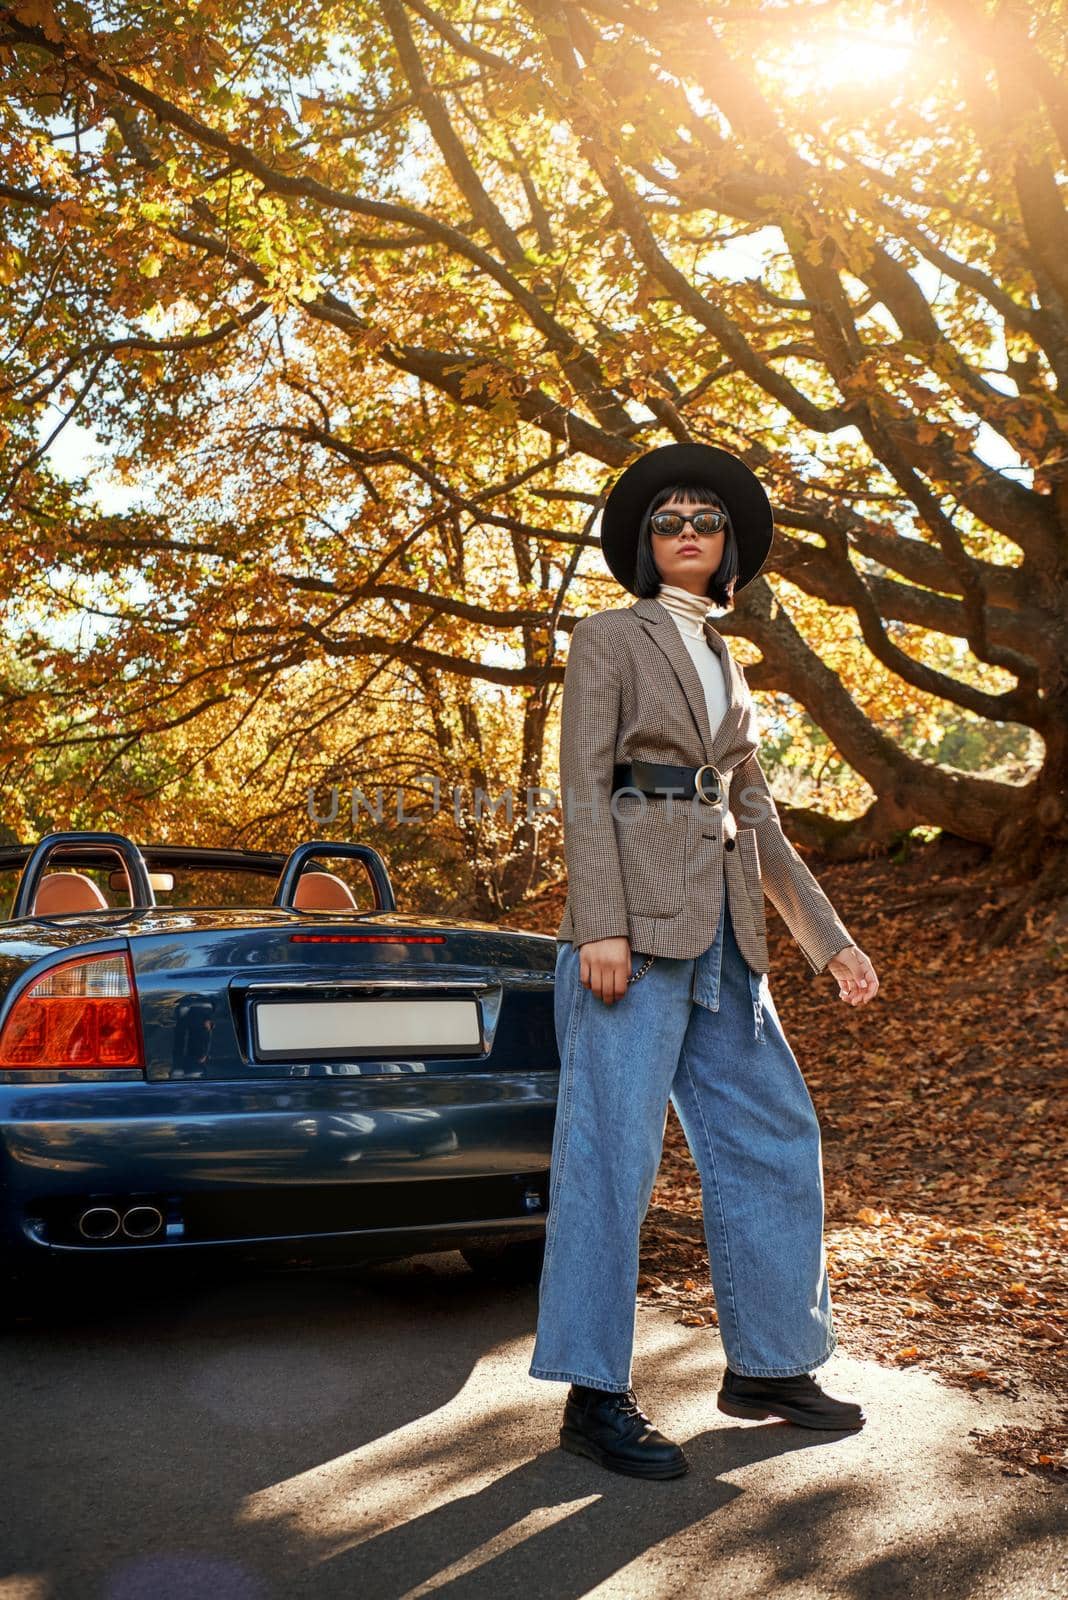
[633,482,739,610]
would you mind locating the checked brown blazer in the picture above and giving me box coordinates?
[555,594,856,975]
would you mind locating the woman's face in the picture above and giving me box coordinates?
[650,491,726,593]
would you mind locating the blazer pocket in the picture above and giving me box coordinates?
[613,796,692,920]
[736,828,769,940]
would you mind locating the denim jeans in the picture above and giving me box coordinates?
[528,893,837,1390]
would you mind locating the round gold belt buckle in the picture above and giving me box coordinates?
[694,764,722,805]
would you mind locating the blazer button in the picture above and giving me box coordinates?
[724,838,736,851]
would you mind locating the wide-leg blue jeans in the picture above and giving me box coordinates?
[528,893,837,1390]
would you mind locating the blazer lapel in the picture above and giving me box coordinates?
[629,595,760,772]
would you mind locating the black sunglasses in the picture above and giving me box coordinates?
[649,508,727,537]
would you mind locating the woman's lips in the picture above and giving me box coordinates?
[679,546,700,554]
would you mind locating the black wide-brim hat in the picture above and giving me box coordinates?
[600,442,775,597]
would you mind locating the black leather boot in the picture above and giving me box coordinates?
[717,1367,865,1430]
[560,1384,690,1478]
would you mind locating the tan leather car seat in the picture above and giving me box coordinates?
[292,869,359,911]
[33,871,110,915]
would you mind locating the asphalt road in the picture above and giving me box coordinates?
[1,1252,1063,1600]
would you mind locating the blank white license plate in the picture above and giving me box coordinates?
[252,998,482,1060]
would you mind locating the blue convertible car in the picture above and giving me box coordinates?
[0,831,558,1303]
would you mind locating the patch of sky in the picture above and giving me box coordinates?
[38,411,146,517]
[282,34,431,208]
[901,266,1030,487]
[697,223,790,283]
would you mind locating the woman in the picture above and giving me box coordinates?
[529,442,880,1480]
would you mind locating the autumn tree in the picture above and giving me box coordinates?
[0,0,1065,926]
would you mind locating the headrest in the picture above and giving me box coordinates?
[33,871,110,915]
[292,869,359,911]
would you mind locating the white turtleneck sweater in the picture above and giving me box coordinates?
[655,582,729,747]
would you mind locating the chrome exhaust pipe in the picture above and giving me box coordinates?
[78,1205,121,1241]
[121,1204,164,1240]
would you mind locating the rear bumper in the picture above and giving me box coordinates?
[0,1073,557,1264]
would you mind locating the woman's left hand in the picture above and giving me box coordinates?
[827,945,879,1006]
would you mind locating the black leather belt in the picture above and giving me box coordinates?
[613,759,723,806]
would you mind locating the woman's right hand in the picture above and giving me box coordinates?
[578,936,633,1005]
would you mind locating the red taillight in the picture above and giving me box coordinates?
[0,950,145,1072]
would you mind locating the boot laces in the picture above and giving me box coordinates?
[616,1386,647,1419]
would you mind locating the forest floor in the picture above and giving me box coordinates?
[502,833,1067,1484]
